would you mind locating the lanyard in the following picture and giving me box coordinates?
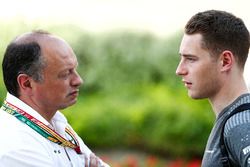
[1,101,82,154]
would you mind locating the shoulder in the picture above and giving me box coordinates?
[222,110,250,165]
[224,109,250,136]
[0,111,53,166]
[224,94,250,128]
[0,110,49,152]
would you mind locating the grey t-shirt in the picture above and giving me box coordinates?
[202,94,250,167]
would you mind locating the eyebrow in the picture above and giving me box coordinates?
[179,53,197,58]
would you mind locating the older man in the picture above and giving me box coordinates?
[0,30,109,167]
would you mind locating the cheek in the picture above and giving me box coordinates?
[49,80,68,88]
[51,81,71,95]
[198,65,221,90]
[198,61,218,77]
[35,83,67,99]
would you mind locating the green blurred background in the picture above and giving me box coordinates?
[1,0,250,165]
[0,22,213,159]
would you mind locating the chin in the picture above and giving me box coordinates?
[71,98,79,104]
[68,100,77,107]
[188,92,203,99]
[189,94,207,100]
[190,96,202,100]
[59,100,77,110]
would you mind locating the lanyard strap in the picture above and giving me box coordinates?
[1,101,82,154]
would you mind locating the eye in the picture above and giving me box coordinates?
[58,70,71,79]
[187,57,195,61]
[185,56,197,62]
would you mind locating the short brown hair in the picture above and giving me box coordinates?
[185,10,250,68]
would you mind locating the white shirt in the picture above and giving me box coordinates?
[0,93,109,167]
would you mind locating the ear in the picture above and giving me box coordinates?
[220,50,234,72]
[17,74,33,94]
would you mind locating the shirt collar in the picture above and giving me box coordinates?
[5,93,67,128]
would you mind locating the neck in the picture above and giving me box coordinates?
[209,76,248,116]
[19,96,56,122]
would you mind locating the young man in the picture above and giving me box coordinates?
[176,10,250,166]
[0,31,109,167]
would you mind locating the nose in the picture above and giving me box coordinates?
[71,70,83,87]
[176,61,187,76]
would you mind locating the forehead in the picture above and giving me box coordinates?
[179,33,205,55]
[41,37,77,67]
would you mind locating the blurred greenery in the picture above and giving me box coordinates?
[0,22,214,158]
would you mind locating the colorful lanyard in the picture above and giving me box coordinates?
[1,101,82,154]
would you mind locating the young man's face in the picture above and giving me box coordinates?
[176,33,222,99]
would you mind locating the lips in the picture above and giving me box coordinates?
[182,80,192,88]
[69,90,79,97]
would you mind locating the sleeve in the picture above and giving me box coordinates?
[224,119,250,166]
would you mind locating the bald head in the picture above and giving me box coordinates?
[13,30,51,44]
[13,30,69,47]
[2,30,62,97]
[14,30,74,60]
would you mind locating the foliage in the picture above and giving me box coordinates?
[71,31,182,93]
[0,22,214,158]
[60,30,214,157]
[64,84,213,157]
